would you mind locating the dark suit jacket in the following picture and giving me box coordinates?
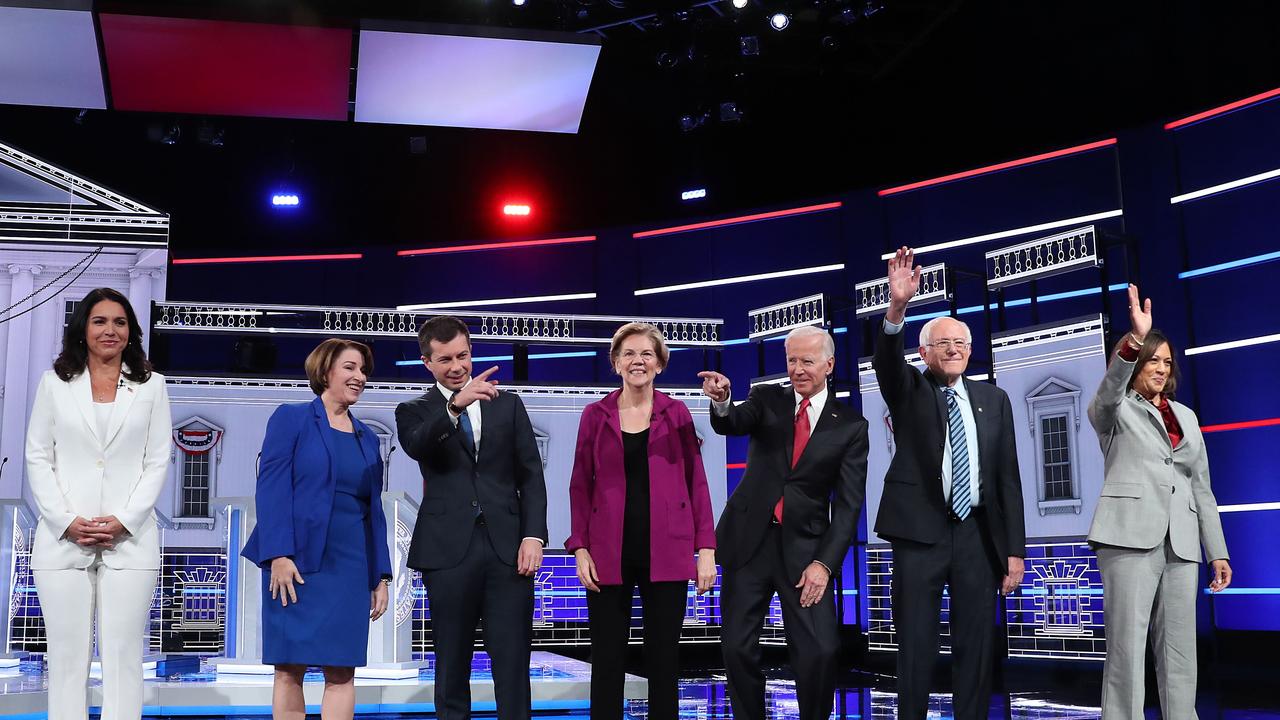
[872,326,1026,565]
[241,397,393,590]
[396,387,549,571]
[711,383,869,582]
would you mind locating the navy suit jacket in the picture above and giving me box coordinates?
[242,397,393,590]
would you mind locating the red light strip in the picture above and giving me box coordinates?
[1200,417,1280,434]
[877,138,1119,197]
[726,463,747,470]
[631,201,842,239]
[397,235,597,257]
[1165,87,1280,130]
[172,253,363,265]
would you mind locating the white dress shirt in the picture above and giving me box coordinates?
[709,385,828,422]
[882,317,982,506]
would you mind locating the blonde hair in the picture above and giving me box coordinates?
[609,322,670,371]
[304,338,374,395]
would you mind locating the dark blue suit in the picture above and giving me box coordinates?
[242,397,392,590]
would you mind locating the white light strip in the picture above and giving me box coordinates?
[879,210,1123,260]
[1184,332,1280,356]
[1218,502,1280,513]
[397,292,596,311]
[1170,167,1280,204]
[635,263,845,296]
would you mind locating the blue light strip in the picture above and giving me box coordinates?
[1178,250,1280,279]
[225,508,240,658]
[137,700,595,716]
[906,283,1128,322]
[1202,588,1280,595]
[396,351,597,367]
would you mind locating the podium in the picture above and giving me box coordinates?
[211,492,425,677]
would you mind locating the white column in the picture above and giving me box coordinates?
[0,270,11,453]
[0,264,41,501]
[128,268,158,354]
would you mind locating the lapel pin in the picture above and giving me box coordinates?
[977,407,983,413]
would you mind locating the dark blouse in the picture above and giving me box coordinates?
[621,429,651,567]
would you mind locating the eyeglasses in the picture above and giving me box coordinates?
[619,350,658,361]
[927,339,970,351]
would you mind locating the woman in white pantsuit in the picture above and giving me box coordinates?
[25,287,172,720]
[1087,284,1232,720]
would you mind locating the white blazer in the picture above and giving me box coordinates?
[25,368,172,570]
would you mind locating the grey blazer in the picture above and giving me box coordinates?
[1086,352,1229,563]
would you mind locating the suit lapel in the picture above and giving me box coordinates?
[102,375,139,448]
[428,385,476,462]
[780,387,796,470]
[1168,401,1195,450]
[793,397,841,470]
[312,397,338,482]
[70,371,102,447]
[1127,390,1170,446]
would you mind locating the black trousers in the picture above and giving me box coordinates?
[586,564,688,720]
[720,523,840,720]
[890,509,1000,720]
[421,522,534,720]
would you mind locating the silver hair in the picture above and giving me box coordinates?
[919,316,972,347]
[785,325,835,360]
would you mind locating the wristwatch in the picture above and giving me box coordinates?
[447,398,465,416]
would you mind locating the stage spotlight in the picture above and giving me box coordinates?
[820,35,840,51]
[513,0,526,5]
[739,35,760,56]
[271,194,300,207]
[863,0,884,17]
[161,123,181,145]
[732,0,749,8]
[503,204,532,217]
[681,188,707,201]
[678,112,709,132]
[719,101,743,122]
[769,12,790,30]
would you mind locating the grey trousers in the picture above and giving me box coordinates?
[1096,537,1200,720]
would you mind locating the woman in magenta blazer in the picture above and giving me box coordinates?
[566,322,716,720]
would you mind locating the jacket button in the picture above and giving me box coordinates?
[681,502,687,508]
[471,500,479,507]
[1164,457,1173,465]
[96,460,104,468]
[1171,486,1176,494]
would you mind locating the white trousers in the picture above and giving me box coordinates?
[1096,537,1201,720]
[33,558,158,720]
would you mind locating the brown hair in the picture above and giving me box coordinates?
[417,316,470,358]
[304,338,374,396]
[1111,328,1178,400]
[609,322,670,371]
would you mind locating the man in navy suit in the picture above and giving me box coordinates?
[873,247,1026,720]
[396,316,548,720]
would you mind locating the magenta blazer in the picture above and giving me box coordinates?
[565,389,716,585]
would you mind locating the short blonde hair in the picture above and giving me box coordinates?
[609,322,669,371]
[304,338,374,395]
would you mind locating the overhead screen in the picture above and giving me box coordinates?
[355,26,601,134]
[99,14,351,120]
[0,6,106,110]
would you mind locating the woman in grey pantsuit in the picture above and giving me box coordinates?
[1087,284,1232,720]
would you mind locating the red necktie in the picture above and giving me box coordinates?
[775,397,811,524]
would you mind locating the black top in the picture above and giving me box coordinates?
[621,428,651,567]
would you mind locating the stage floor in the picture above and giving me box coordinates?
[1,654,1276,719]
[0,652,644,718]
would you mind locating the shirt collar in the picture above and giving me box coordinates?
[795,386,829,414]
[944,378,970,401]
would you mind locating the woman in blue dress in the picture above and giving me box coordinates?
[242,338,393,720]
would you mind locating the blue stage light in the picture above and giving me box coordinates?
[271,193,300,207]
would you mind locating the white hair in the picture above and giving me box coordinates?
[919,316,972,347]
[785,325,835,360]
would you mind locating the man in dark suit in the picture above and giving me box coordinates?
[698,325,869,720]
[396,316,549,720]
[873,247,1026,720]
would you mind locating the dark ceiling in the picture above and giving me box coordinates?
[1,0,1278,255]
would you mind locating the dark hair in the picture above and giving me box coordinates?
[54,288,152,383]
[417,316,470,358]
[1111,328,1178,400]
[304,338,374,396]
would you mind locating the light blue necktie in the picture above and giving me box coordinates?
[944,387,972,521]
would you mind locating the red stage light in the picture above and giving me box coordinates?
[503,203,532,217]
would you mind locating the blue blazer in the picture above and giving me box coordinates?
[241,397,393,590]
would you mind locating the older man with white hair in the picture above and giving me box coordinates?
[698,324,869,720]
[873,246,1026,720]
